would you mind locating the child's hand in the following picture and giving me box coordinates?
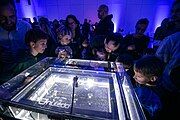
[23,76,34,85]
[127,45,135,50]
[82,40,89,47]
[58,51,68,59]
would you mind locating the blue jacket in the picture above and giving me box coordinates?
[156,32,180,92]
[135,84,162,119]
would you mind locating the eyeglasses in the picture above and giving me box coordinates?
[68,21,75,25]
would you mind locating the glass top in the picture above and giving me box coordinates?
[0,58,119,99]
[11,67,118,119]
[0,57,146,120]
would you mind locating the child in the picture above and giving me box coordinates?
[133,55,165,119]
[116,54,135,86]
[81,38,92,60]
[56,26,80,60]
[13,29,48,76]
[91,47,108,61]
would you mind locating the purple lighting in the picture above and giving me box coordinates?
[16,0,36,22]
[14,0,174,35]
[110,4,122,32]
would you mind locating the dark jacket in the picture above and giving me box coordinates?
[135,84,162,119]
[13,50,45,76]
[94,14,114,36]
[107,47,125,62]
[156,32,180,93]
[154,21,180,41]
[0,50,45,85]
[124,34,150,59]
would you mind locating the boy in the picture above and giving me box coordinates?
[13,29,48,76]
[133,55,165,119]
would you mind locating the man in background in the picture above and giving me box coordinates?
[94,4,114,36]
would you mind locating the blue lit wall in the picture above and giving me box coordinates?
[15,0,36,22]
[15,0,174,35]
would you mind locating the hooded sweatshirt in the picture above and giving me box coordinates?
[94,14,114,36]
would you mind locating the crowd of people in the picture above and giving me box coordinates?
[0,0,179,119]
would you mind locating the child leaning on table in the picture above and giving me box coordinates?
[13,29,48,76]
[133,55,165,119]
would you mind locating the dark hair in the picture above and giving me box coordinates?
[105,33,123,46]
[143,48,155,56]
[134,55,164,78]
[92,46,107,60]
[65,14,81,39]
[25,29,49,47]
[116,54,134,69]
[57,26,72,38]
[94,46,107,53]
[99,4,109,13]
[66,14,80,26]
[39,17,49,25]
[136,18,149,26]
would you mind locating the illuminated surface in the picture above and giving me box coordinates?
[11,67,117,119]
[29,73,111,112]
[0,58,146,120]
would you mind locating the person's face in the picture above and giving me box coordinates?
[133,70,150,85]
[97,8,105,19]
[171,2,180,24]
[60,35,71,45]
[96,50,107,61]
[0,4,17,31]
[31,39,47,54]
[104,41,119,53]
[68,18,77,30]
[135,24,147,35]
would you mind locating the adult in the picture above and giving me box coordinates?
[0,0,31,84]
[94,4,114,36]
[124,18,150,59]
